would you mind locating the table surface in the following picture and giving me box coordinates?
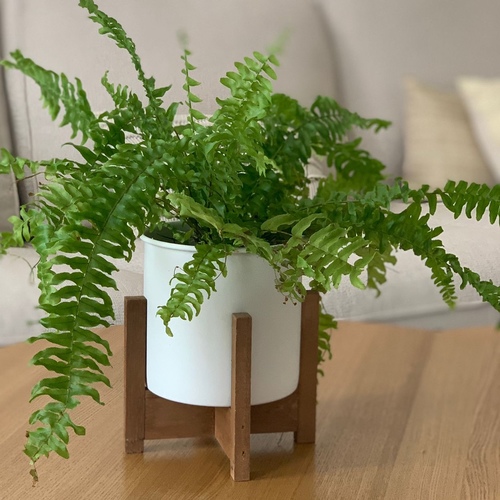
[0,321,499,499]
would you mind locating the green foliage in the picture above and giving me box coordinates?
[1,52,95,141]
[317,307,336,376]
[78,0,160,107]
[0,0,498,482]
[438,180,500,224]
[157,244,229,334]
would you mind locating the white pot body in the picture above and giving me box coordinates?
[142,235,302,407]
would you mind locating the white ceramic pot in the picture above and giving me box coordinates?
[141,235,302,407]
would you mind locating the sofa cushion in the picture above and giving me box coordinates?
[457,76,500,183]
[402,77,494,189]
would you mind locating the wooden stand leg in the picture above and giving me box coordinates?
[215,313,252,481]
[295,290,320,443]
[124,296,147,453]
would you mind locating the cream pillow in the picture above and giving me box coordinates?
[457,77,500,183]
[402,76,494,189]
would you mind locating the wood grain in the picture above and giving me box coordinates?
[295,290,319,443]
[124,296,146,453]
[214,313,252,481]
[1,321,499,499]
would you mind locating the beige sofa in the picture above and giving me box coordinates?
[1,0,499,345]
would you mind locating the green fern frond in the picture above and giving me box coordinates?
[312,95,390,135]
[167,193,224,236]
[1,52,95,141]
[437,181,500,224]
[220,222,274,261]
[213,51,278,176]
[257,94,390,212]
[0,206,44,252]
[0,148,41,179]
[157,244,229,334]
[23,139,180,469]
[78,0,161,107]
[351,201,496,310]
[317,307,336,377]
[180,47,206,128]
[360,245,397,294]
[326,138,386,191]
[270,220,373,300]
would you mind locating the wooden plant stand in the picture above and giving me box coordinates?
[124,290,320,481]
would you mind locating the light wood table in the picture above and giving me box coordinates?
[1,322,499,499]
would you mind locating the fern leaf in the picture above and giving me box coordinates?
[22,139,180,468]
[157,244,229,333]
[211,50,278,176]
[78,0,161,107]
[274,221,372,300]
[317,307,336,376]
[220,222,274,261]
[180,48,206,129]
[167,193,224,233]
[1,51,95,141]
[437,181,500,224]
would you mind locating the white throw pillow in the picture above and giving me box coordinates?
[457,77,500,183]
[402,76,494,189]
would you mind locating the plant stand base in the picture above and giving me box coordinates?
[124,291,319,481]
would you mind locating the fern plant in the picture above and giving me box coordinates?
[1,0,499,483]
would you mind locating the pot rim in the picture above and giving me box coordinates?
[140,234,252,255]
[140,234,197,252]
